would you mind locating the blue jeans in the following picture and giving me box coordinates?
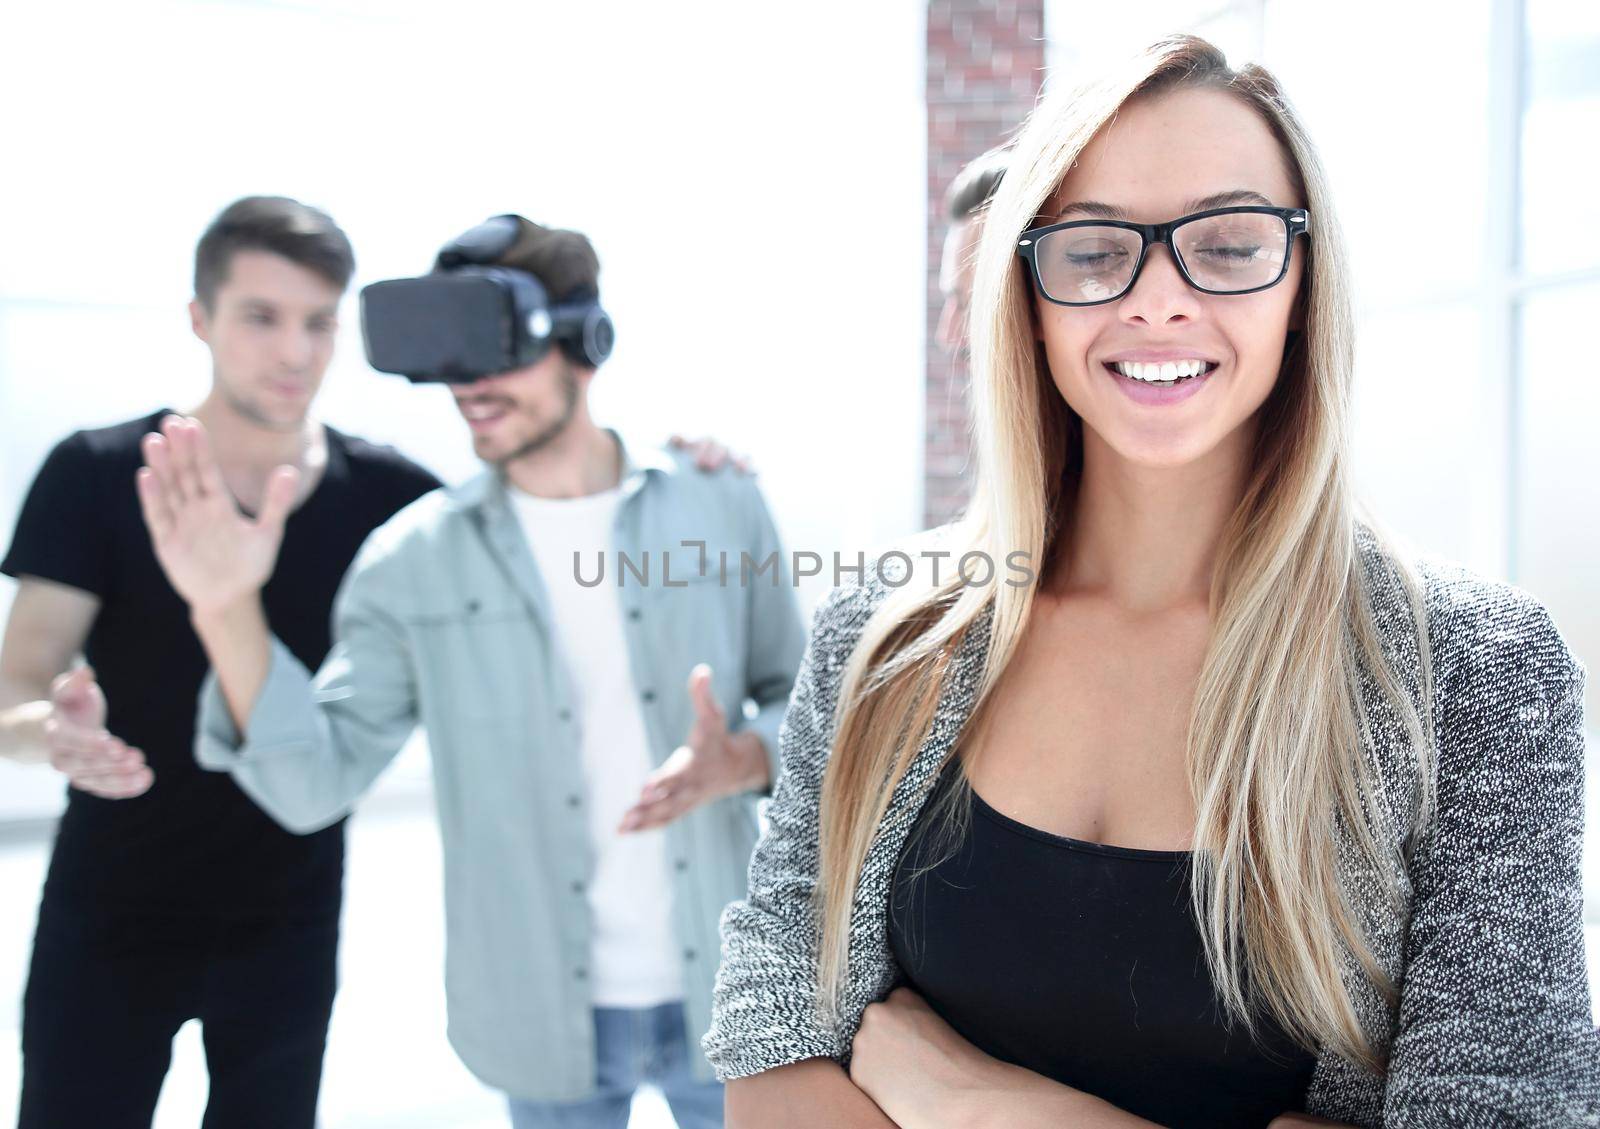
[507,1002,724,1128]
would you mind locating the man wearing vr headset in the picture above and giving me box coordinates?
[134,215,807,1127]
[0,196,443,1128]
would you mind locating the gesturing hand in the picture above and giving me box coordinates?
[45,665,152,799]
[666,433,756,475]
[617,663,769,833]
[136,415,298,616]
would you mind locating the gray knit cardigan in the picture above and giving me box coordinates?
[703,525,1598,1126]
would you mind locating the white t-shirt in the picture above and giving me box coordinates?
[510,483,684,1008]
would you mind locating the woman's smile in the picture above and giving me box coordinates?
[1102,358,1221,405]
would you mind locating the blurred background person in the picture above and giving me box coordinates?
[135,216,807,1129]
[0,196,442,1128]
[935,144,1010,359]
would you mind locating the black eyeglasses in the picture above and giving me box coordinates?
[1016,206,1310,307]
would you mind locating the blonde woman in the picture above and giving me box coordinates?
[703,35,1595,1129]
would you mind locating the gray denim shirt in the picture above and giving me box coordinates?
[195,430,807,1102]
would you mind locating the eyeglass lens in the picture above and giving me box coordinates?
[1033,212,1291,303]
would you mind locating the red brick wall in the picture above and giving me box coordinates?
[925,0,1046,528]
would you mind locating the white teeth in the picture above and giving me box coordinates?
[1111,359,1211,383]
[460,403,505,421]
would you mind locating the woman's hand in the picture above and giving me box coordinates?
[849,986,1018,1128]
[850,986,1356,1129]
[726,1058,899,1129]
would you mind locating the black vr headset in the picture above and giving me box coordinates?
[359,214,616,384]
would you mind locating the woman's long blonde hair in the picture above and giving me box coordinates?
[814,35,1435,1073]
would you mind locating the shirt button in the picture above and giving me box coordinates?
[641,689,656,703]
[566,794,582,808]
[674,858,688,872]
[683,948,697,962]
[571,880,585,894]
[627,608,642,621]
[465,599,481,614]
[574,966,588,981]
[558,708,573,722]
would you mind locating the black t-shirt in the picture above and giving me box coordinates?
[2,409,441,922]
[889,758,1317,1128]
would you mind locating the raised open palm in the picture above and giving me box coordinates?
[135,415,299,615]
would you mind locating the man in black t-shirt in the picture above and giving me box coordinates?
[0,197,442,1129]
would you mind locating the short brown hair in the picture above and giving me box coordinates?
[193,196,355,310]
[943,146,1011,222]
[493,216,601,302]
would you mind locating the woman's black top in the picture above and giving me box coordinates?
[888,758,1317,1128]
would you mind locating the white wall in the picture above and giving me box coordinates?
[0,0,927,818]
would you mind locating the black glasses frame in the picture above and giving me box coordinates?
[1015,205,1310,307]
